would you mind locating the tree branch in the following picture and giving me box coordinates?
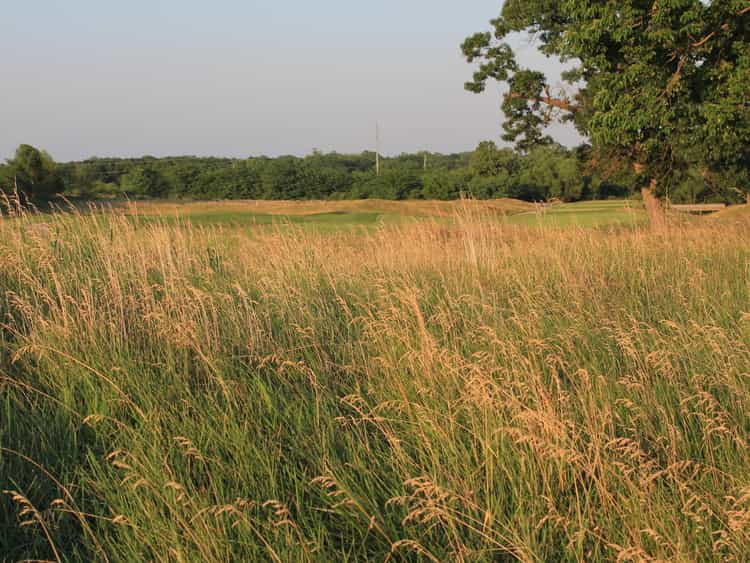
[691,6,749,48]
[507,91,579,113]
[665,56,687,95]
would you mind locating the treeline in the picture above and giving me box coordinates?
[0,142,737,203]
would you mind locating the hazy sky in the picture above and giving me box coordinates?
[1,1,581,162]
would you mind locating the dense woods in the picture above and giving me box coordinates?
[0,141,742,204]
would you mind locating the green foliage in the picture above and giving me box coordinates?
[3,144,63,201]
[422,169,470,200]
[469,141,519,177]
[120,165,169,198]
[23,141,734,204]
[350,169,423,200]
[0,163,12,191]
[463,1,750,193]
[467,172,512,199]
[516,146,583,201]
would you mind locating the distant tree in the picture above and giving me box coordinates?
[5,144,62,201]
[0,163,12,192]
[422,170,470,200]
[467,172,513,199]
[120,165,169,198]
[350,169,423,200]
[381,170,423,200]
[516,146,583,202]
[463,1,750,216]
[701,164,750,204]
[9,144,656,205]
[299,154,353,199]
[469,141,519,178]
[261,157,305,199]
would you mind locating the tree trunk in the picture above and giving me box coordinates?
[642,179,666,231]
[746,192,750,206]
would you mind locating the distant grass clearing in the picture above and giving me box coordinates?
[124,198,645,230]
[506,200,645,227]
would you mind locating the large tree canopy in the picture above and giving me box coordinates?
[462,0,750,195]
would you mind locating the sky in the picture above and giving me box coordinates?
[0,1,582,162]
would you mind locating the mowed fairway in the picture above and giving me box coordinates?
[2,200,750,561]
[506,200,646,227]
[122,198,642,230]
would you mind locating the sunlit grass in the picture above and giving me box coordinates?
[123,197,534,219]
[1,201,749,561]
[122,198,644,231]
[506,199,646,227]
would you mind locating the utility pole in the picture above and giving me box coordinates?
[423,151,428,171]
[375,123,381,176]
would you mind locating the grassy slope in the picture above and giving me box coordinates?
[124,198,643,231]
[123,198,534,217]
[506,200,646,227]
[710,204,750,223]
[1,204,749,561]
[119,198,534,233]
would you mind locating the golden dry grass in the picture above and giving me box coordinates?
[710,203,750,223]
[1,202,749,561]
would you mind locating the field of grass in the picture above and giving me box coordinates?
[121,198,535,231]
[506,200,646,228]
[121,199,645,231]
[2,200,750,561]
[710,203,750,224]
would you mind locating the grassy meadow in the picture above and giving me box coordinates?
[112,198,646,232]
[121,199,536,231]
[2,199,750,561]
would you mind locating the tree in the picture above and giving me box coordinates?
[422,169,470,200]
[469,141,519,178]
[5,144,62,201]
[514,146,584,202]
[299,156,353,199]
[350,169,423,200]
[468,172,513,199]
[120,165,168,198]
[0,163,12,192]
[261,157,305,199]
[462,1,750,218]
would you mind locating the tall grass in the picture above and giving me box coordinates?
[1,202,749,561]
